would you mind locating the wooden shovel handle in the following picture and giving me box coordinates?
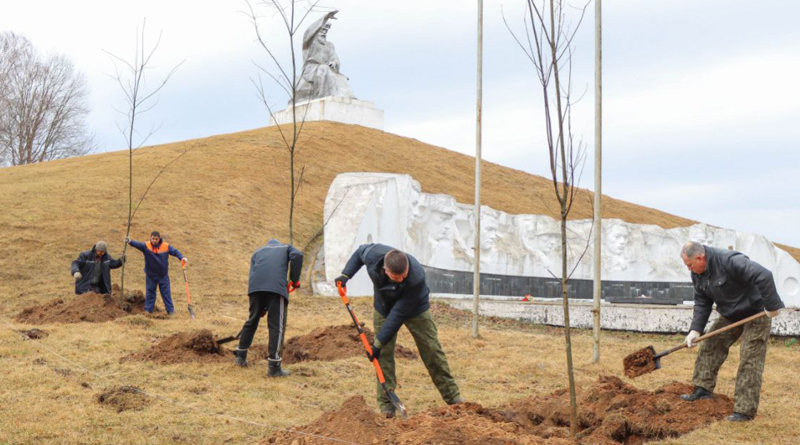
[657,311,768,358]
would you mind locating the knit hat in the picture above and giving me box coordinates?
[95,241,108,253]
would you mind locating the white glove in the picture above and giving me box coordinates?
[73,272,82,281]
[124,237,131,244]
[685,330,701,348]
[765,308,781,318]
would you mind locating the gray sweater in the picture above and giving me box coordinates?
[248,239,303,298]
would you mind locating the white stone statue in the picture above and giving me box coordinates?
[295,11,355,103]
[322,172,800,307]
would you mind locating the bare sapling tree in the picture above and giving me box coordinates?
[0,31,94,166]
[244,0,330,245]
[105,20,183,307]
[505,0,589,437]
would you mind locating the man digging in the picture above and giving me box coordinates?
[234,239,303,378]
[335,244,463,418]
[71,241,125,295]
[125,231,187,315]
[679,241,784,422]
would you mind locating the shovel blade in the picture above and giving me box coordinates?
[187,304,196,319]
[383,385,408,419]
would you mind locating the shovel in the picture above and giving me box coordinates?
[337,282,408,419]
[623,311,768,378]
[180,259,196,319]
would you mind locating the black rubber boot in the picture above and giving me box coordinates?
[234,349,248,367]
[268,359,291,377]
[680,386,713,402]
[726,412,753,422]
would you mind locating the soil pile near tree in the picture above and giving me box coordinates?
[15,285,147,324]
[262,376,732,445]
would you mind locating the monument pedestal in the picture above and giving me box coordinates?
[269,96,384,130]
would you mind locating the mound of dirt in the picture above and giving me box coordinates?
[278,324,418,365]
[623,347,657,378]
[97,385,149,413]
[15,285,147,324]
[19,328,48,339]
[123,329,227,365]
[262,376,732,445]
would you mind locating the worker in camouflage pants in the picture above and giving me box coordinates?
[679,242,784,422]
[335,244,462,417]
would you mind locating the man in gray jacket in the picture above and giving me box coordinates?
[679,241,784,422]
[235,239,303,377]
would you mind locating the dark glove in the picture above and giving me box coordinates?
[335,275,349,289]
[366,343,381,361]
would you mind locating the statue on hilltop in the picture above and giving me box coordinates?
[294,10,355,103]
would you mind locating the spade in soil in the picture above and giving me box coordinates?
[337,282,408,419]
[623,311,767,378]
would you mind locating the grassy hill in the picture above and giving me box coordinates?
[1,122,799,445]
[1,121,798,311]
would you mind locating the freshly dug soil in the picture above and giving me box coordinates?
[123,329,227,365]
[97,385,149,413]
[19,328,48,339]
[623,346,657,378]
[278,324,419,365]
[15,285,147,324]
[263,376,733,445]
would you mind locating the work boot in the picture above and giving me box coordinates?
[447,396,465,405]
[680,386,713,402]
[234,349,248,367]
[267,359,291,377]
[380,408,396,419]
[726,412,753,422]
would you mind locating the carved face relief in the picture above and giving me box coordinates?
[605,225,629,257]
[427,210,453,242]
[480,215,499,250]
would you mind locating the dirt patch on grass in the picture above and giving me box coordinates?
[97,385,149,413]
[263,376,732,445]
[623,346,657,378]
[123,329,227,365]
[276,324,418,365]
[15,285,147,324]
[18,328,48,339]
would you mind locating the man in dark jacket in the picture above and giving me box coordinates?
[71,241,124,294]
[679,241,784,422]
[235,239,303,378]
[125,231,186,315]
[335,244,462,417]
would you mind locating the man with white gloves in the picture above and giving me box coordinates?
[679,242,784,422]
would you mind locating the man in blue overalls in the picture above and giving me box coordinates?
[125,231,187,315]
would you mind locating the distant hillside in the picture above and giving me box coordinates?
[1,122,796,310]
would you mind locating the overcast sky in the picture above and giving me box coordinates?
[2,0,798,247]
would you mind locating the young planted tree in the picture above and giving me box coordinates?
[0,32,93,166]
[505,0,589,437]
[105,21,182,306]
[245,0,329,244]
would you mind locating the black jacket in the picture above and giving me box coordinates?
[71,246,123,294]
[690,246,785,333]
[341,243,430,345]
[248,239,303,299]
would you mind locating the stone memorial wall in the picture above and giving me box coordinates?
[321,173,800,308]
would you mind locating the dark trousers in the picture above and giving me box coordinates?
[145,275,173,314]
[237,291,288,360]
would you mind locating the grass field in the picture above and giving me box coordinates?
[1,122,799,444]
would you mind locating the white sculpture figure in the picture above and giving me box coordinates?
[603,223,631,274]
[688,224,714,247]
[519,216,562,277]
[295,11,355,103]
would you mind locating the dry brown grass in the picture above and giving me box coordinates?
[1,122,799,444]
[2,293,799,444]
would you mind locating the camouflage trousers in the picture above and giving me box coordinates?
[692,314,772,418]
[373,309,461,412]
